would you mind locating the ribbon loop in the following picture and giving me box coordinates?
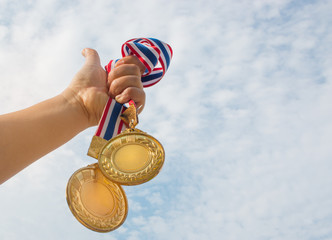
[122,38,173,87]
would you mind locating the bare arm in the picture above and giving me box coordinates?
[0,48,145,184]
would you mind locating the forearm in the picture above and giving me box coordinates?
[0,92,89,184]
[0,48,146,184]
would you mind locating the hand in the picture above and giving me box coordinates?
[108,55,146,113]
[62,48,146,127]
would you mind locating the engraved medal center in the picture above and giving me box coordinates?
[80,181,115,217]
[114,144,149,173]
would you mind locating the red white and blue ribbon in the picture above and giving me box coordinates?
[95,38,173,141]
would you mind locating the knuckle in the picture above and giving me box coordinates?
[128,64,141,75]
[123,87,135,96]
[125,75,143,88]
[108,69,118,81]
[109,81,120,95]
[123,55,139,62]
[111,63,141,77]
[122,56,145,74]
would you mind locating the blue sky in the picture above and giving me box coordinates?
[0,0,332,239]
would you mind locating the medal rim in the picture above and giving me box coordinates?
[98,129,165,186]
[66,163,128,232]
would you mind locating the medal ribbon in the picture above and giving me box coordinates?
[95,38,173,140]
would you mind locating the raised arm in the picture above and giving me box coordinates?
[0,48,145,184]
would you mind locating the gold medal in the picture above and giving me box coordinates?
[66,163,128,232]
[88,128,164,185]
[87,104,165,185]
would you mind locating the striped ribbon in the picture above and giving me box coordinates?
[95,38,173,140]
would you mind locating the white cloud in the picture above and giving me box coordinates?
[1,0,332,239]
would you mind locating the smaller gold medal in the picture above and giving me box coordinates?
[87,103,165,185]
[93,129,164,185]
[66,163,128,232]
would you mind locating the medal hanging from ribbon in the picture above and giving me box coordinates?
[66,38,173,232]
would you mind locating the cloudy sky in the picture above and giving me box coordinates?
[1,0,332,239]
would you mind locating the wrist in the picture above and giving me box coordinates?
[61,88,91,129]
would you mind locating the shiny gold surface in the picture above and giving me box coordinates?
[120,103,138,129]
[114,144,150,173]
[98,128,165,185]
[87,136,108,159]
[80,181,114,216]
[66,164,128,232]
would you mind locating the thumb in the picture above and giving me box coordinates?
[82,48,101,65]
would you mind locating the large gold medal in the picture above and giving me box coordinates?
[66,163,128,232]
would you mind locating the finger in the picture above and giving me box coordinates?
[115,87,146,114]
[115,55,146,74]
[108,64,141,83]
[82,48,101,66]
[109,75,143,97]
